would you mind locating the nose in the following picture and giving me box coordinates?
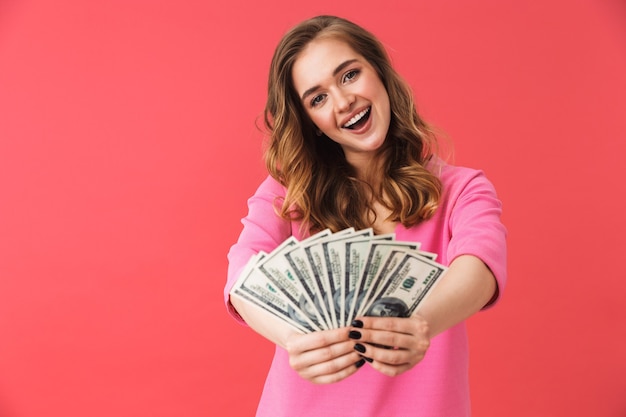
[334,90,355,113]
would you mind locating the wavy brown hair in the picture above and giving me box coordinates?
[264,15,442,234]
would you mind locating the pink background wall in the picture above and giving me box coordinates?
[1,0,625,416]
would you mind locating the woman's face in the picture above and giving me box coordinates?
[292,37,391,168]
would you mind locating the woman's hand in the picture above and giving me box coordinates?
[347,315,431,377]
[285,327,365,384]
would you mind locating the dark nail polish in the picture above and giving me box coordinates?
[348,330,361,340]
[354,343,366,353]
[361,355,373,363]
[355,358,366,368]
[351,319,363,328]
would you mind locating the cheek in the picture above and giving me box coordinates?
[309,111,333,130]
[378,90,391,119]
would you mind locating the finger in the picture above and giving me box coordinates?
[368,359,415,377]
[351,330,429,374]
[289,339,355,370]
[369,342,426,366]
[350,326,426,352]
[353,341,416,365]
[354,342,425,377]
[351,316,429,336]
[299,351,364,384]
[286,327,350,354]
[351,328,415,350]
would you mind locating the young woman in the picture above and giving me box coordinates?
[224,15,507,417]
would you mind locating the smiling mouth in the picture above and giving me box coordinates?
[342,107,371,129]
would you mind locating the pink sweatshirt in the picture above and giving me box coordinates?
[225,163,507,417]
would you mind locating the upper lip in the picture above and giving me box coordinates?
[340,106,371,128]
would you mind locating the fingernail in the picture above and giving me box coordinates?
[348,330,361,340]
[351,319,363,328]
[355,358,366,368]
[360,355,373,363]
[354,343,366,354]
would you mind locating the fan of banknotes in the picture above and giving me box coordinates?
[230,227,447,333]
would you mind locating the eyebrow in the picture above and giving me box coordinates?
[300,59,360,101]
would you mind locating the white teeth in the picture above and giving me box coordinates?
[343,108,370,128]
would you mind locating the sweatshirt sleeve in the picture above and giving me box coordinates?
[446,169,508,307]
[224,176,292,324]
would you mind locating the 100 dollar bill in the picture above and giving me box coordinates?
[230,252,318,333]
[360,251,446,318]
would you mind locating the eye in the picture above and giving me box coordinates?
[310,93,326,107]
[342,69,360,83]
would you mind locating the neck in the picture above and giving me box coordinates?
[347,153,383,187]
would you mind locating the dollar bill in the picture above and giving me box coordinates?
[343,234,394,326]
[300,228,355,328]
[230,253,315,333]
[283,229,334,328]
[230,227,447,333]
[356,243,440,318]
[255,237,326,331]
[360,251,446,318]
[320,228,373,327]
